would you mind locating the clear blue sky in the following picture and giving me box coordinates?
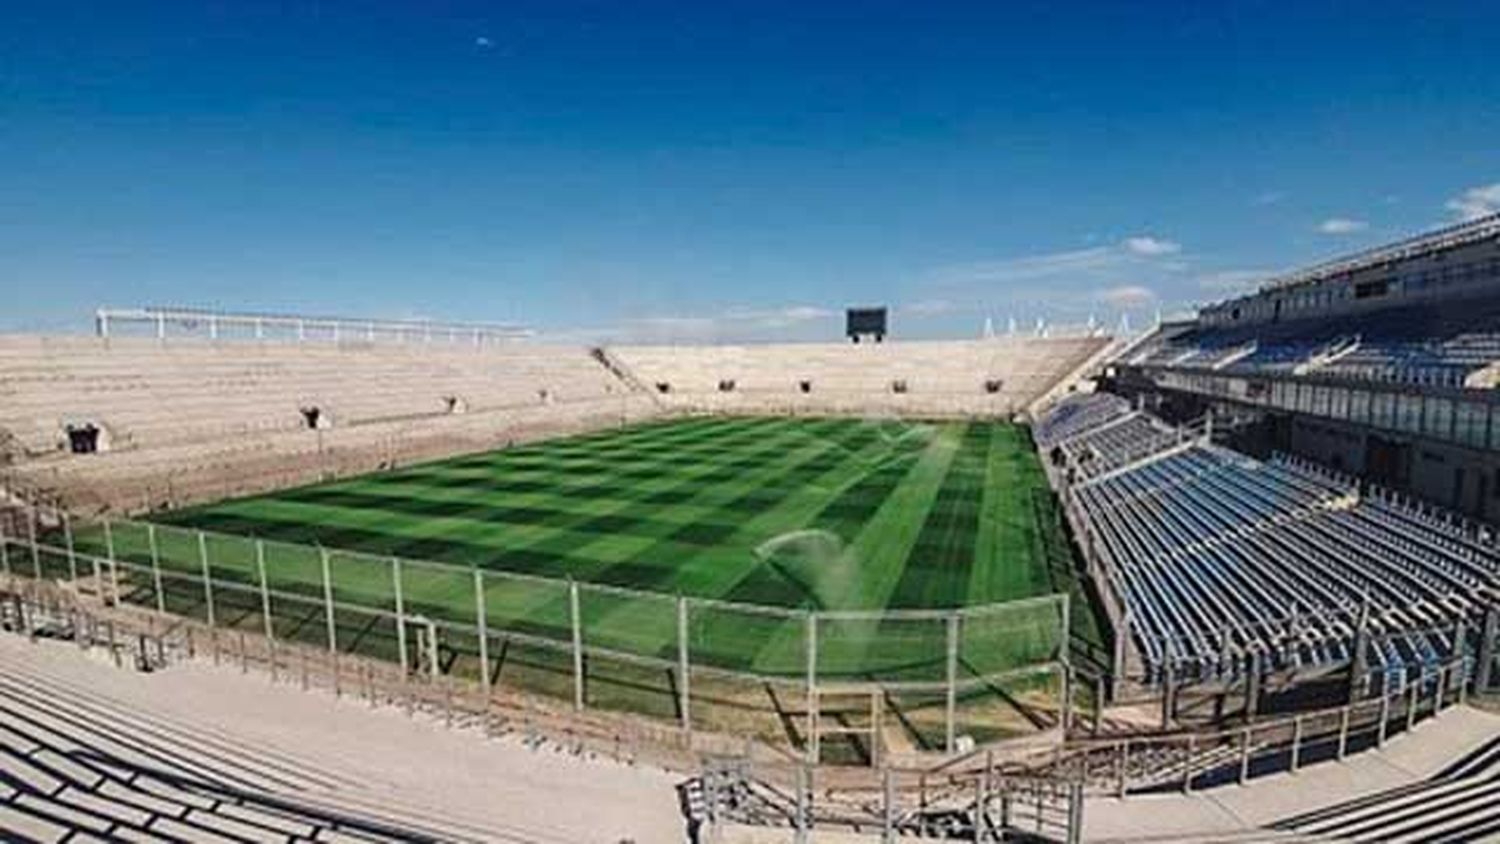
[3,2,1498,342]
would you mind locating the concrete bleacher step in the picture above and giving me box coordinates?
[1272,727,1500,844]
[0,659,360,797]
[0,670,343,796]
[0,638,574,842]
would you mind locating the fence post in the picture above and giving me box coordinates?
[29,507,42,581]
[1066,782,1084,844]
[1238,726,1252,785]
[1337,705,1351,759]
[148,524,165,615]
[1113,609,1130,694]
[677,595,691,736]
[1290,716,1303,772]
[0,508,10,581]
[794,763,810,844]
[1349,598,1371,702]
[1406,673,1419,732]
[569,579,584,711]
[1161,640,1175,729]
[1093,674,1105,734]
[1245,650,1261,718]
[1435,663,1449,714]
[1183,735,1196,793]
[978,750,993,841]
[196,530,215,628]
[320,546,339,695]
[881,765,894,843]
[1477,606,1498,693]
[62,513,78,583]
[1061,664,1074,736]
[392,558,408,678]
[104,519,120,605]
[473,568,491,734]
[254,540,274,641]
[1377,690,1390,747]
[1116,740,1128,798]
[946,611,960,753]
[806,612,819,765]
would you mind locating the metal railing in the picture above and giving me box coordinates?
[0,504,1073,764]
[95,306,534,345]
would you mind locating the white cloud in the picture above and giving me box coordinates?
[778,305,834,322]
[1317,217,1368,235]
[1096,285,1156,308]
[903,299,956,316]
[1122,236,1181,256]
[1446,183,1500,221]
[928,247,1119,286]
[475,36,493,48]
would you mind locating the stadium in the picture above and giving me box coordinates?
[6,4,1500,840]
[2,214,1499,842]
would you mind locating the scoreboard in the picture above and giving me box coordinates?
[846,307,887,343]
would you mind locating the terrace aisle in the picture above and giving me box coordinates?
[1082,705,1500,843]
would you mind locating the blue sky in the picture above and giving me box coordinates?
[3,2,1498,342]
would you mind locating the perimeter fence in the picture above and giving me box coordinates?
[0,506,1072,764]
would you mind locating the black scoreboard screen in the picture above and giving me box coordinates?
[846,307,888,343]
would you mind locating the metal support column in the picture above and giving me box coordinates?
[569,579,584,711]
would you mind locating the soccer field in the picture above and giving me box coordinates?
[31,415,1083,744]
[156,415,1055,613]
[42,415,1080,721]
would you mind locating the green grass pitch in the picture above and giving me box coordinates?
[64,416,1075,691]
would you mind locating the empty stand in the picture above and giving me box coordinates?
[1131,294,1500,389]
[612,336,1110,417]
[1041,395,1500,690]
[0,336,661,514]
